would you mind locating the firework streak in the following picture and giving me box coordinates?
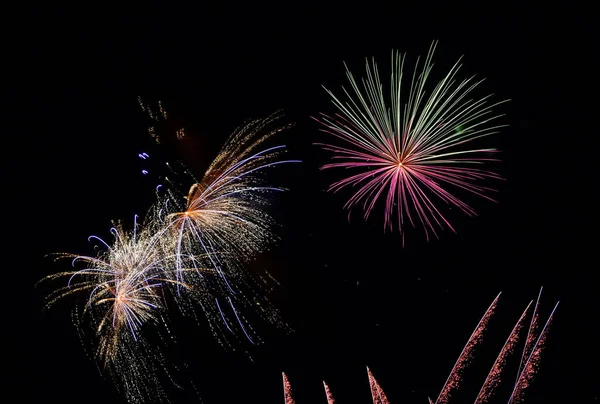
[368,366,391,404]
[283,372,295,404]
[323,380,336,404]
[315,41,508,242]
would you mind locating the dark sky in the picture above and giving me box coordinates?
[8,3,597,404]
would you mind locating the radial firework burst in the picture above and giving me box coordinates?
[163,111,300,264]
[315,41,508,241]
[40,215,199,403]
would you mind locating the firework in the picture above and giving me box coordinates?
[474,301,532,403]
[281,367,390,404]
[276,290,556,404]
[155,111,300,344]
[367,366,391,404]
[315,41,507,241]
[514,287,543,386]
[282,372,295,404]
[323,380,336,404]
[40,215,195,403]
[508,296,559,403]
[434,292,501,404]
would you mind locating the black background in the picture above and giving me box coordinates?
[7,3,598,403]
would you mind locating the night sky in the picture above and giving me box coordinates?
[9,3,597,404]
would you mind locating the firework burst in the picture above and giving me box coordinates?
[315,41,508,241]
[282,372,295,404]
[154,111,300,345]
[323,380,336,404]
[507,289,559,404]
[40,215,196,403]
[163,111,300,265]
[40,108,299,402]
[367,366,390,404]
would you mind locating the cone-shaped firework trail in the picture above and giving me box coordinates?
[323,380,336,404]
[474,301,533,404]
[282,372,295,404]
[514,287,543,387]
[367,367,390,404]
[508,301,559,404]
[434,292,501,404]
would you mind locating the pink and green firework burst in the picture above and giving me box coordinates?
[315,42,508,241]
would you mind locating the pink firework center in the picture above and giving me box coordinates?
[315,41,509,241]
[281,289,557,404]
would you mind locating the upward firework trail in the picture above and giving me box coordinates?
[277,290,556,404]
[514,287,543,386]
[474,301,532,403]
[434,292,501,404]
[323,380,336,404]
[367,367,391,404]
[315,41,507,242]
[431,288,558,404]
[508,300,559,404]
[282,372,295,404]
